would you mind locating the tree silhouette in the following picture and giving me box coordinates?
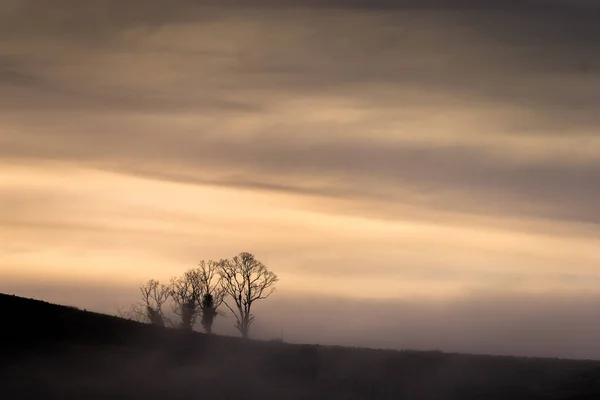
[119,279,170,326]
[146,305,166,327]
[170,262,226,332]
[201,293,217,334]
[197,260,226,334]
[141,280,171,327]
[218,252,278,339]
[170,271,203,331]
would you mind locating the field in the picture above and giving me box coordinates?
[2,293,600,399]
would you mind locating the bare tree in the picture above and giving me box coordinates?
[218,252,278,339]
[170,270,203,331]
[197,260,226,334]
[171,261,226,333]
[141,279,171,327]
[119,279,170,327]
[117,304,146,322]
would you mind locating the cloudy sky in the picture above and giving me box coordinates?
[1,0,599,359]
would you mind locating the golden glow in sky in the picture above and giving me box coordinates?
[1,1,599,358]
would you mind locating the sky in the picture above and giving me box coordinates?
[1,0,600,359]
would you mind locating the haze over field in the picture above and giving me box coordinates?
[1,0,599,359]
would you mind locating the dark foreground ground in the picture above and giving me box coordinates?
[2,294,600,399]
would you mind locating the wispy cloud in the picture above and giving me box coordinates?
[1,0,599,357]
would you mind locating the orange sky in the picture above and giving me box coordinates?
[1,1,599,358]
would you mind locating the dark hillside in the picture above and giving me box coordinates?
[1,293,600,399]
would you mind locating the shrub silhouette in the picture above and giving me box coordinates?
[146,305,165,327]
[201,293,218,334]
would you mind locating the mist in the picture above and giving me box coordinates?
[3,279,600,360]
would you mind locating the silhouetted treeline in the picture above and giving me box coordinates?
[120,252,278,339]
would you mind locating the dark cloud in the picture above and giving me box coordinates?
[0,56,38,86]
[128,140,600,225]
[1,2,599,226]
[4,126,599,226]
[2,4,599,118]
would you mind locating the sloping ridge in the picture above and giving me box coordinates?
[3,293,164,347]
[2,292,600,399]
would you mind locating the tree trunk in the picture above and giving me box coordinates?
[241,326,249,339]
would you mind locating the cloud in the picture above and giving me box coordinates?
[1,0,599,359]
[3,118,600,226]
[2,164,599,299]
[2,3,599,108]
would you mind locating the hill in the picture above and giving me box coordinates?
[2,293,600,399]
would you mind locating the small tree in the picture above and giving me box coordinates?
[146,306,166,327]
[197,260,226,334]
[218,252,278,339]
[170,261,226,333]
[170,271,203,331]
[201,293,217,334]
[142,280,171,326]
[119,279,170,327]
[117,304,146,323]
